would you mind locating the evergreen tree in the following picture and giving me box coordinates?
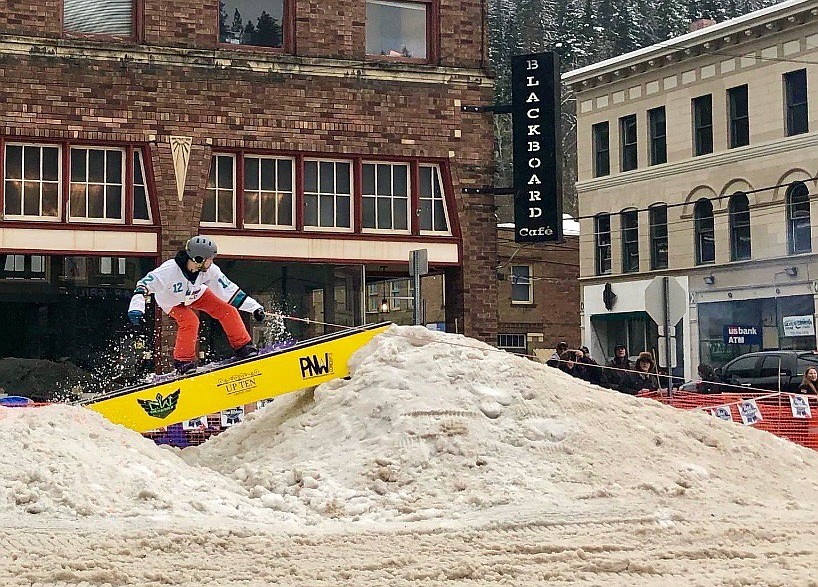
[244,21,257,45]
[231,9,244,43]
[255,11,283,48]
[218,1,229,43]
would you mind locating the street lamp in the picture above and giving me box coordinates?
[379,266,390,314]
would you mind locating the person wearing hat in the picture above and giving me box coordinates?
[600,344,631,390]
[546,341,569,368]
[127,235,266,374]
[618,351,660,395]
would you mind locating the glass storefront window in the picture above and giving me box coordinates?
[698,294,816,369]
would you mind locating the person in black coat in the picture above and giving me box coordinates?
[618,352,660,395]
[559,350,593,383]
[600,344,631,390]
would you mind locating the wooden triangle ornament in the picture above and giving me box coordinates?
[170,136,193,202]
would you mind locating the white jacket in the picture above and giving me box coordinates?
[128,258,263,316]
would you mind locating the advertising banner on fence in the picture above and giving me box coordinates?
[511,52,562,243]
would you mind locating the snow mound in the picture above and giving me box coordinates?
[184,325,818,523]
[0,404,274,520]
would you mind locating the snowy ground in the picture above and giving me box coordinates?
[2,325,818,586]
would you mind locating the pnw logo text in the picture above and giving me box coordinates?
[300,353,334,379]
[137,389,180,419]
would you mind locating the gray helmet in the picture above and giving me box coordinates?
[186,235,218,262]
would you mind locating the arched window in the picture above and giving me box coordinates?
[648,204,668,269]
[787,182,811,254]
[729,192,751,261]
[594,213,612,275]
[694,198,715,264]
[621,208,639,273]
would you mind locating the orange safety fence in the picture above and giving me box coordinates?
[638,390,818,450]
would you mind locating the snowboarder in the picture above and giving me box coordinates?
[127,235,266,374]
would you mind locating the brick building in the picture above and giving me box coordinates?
[495,219,580,357]
[0,0,494,378]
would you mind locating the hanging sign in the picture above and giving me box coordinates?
[511,52,562,243]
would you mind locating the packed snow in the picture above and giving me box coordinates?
[2,325,818,586]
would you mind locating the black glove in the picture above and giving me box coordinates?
[253,308,266,322]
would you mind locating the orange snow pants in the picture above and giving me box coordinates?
[168,288,251,361]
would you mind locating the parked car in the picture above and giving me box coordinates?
[716,350,818,393]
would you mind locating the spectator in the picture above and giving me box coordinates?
[798,367,818,395]
[696,363,719,394]
[578,346,602,385]
[600,344,630,390]
[618,352,660,395]
[559,349,592,382]
[546,341,569,368]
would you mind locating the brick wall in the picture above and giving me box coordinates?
[0,0,60,37]
[3,0,487,67]
[0,0,497,351]
[497,232,580,349]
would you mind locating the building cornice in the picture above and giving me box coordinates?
[579,251,818,284]
[0,34,493,88]
[563,0,818,89]
[576,131,818,194]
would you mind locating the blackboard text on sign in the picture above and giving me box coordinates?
[511,52,562,243]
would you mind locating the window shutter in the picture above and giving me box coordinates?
[64,0,133,36]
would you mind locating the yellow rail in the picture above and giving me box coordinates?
[82,323,390,433]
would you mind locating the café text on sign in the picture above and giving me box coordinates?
[511,52,562,243]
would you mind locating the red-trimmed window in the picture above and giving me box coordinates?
[361,162,409,233]
[202,154,452,235]
[2,140,154,225]
[366,0,437,62]
[69,147,124,222]
[418,164,449,233]
[243,155,294,228]
[203,154,237,226]
[218,0,294,51]
[4,144,61,220]
[304,159,352,231]
[63,0,141,40]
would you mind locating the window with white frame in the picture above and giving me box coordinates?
[99,257,126,275]
[69,147,124,221]
[4,144,60,219]
[511,265,532,304]
[362,162,409,231]
[366,282,384,313]
[133,150,151,222]
[204,154,236,225]
[390,280,402,310]
[419,164,449,232]
[243,155,294,227]
[304,160,352,230]
[2,255,46,280]
[497,333,527,353]
[366,0,429,59]
[64,0,135,37]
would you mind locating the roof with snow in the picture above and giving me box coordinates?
[563,0,816,85]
